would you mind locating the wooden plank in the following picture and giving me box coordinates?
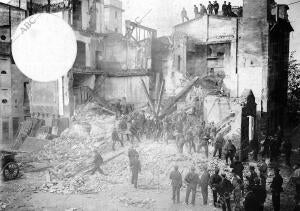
[140,79,156,116]
[159,77,200,119]
[156,79,165,115]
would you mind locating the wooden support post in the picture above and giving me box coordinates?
[141,79,156,116]
[156,79,165,116]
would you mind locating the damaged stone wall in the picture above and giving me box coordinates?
[103,34,152,71]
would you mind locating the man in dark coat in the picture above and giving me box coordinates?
[244,189,260,211]
[261,136,271,158]
[169,165,183,203]
[246,166,258,190]
[224,139,236,165]
[185,166,199,205]
[222,1,228,16]
[128,146,139,166]
[219,174,233,211]
[112,127,124,151]
[210,167,223,207]
[252,178,267,211]
[90,150,106,175]
[208,1,214,14]
[199,165,210,205]
[214,134,224,159]
[213,0,219,15]
[271,168,283,211]
[230,155,244,181]
[130,154,141,188]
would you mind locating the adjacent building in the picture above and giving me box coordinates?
[0,1,29,144]
[169,0,293,134]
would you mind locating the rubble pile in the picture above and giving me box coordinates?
[28,102,117,193]
[118,196,156,209]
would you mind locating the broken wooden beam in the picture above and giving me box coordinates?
[159,77,200,119]
[156,79,165,115]
[140,79,156,116]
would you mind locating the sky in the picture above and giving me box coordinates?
[123,0,300,59]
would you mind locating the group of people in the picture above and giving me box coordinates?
[168,157,284,211]
[181,1,240,23]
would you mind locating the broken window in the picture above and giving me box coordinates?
[74,41,86,66]
[73,0,82,29]
[207,43,230,76]
[2,99,8,104]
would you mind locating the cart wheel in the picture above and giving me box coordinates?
[3,162,19,180]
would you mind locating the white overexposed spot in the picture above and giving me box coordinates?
[12,13,77,82]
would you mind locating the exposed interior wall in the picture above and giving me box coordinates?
[103,76,149,105]
[103,34,152,70]
[104,0,123,33]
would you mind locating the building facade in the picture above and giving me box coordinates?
[104,0,123,33]
[0,2,29,144]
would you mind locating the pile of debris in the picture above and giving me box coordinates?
[118,196,156,209]
[28,102,117,193]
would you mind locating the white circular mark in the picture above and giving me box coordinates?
[12,13,77,82]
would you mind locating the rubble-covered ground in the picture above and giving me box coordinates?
[0,103,299,211]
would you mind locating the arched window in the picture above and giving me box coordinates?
[2,99,8,104]
[1,70,7,74]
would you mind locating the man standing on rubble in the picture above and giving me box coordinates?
[90,149,106,175]
[120,97,128,115]
[230,155,244,182]
[130,154,141,188]
[222,1,228,16]
[213,1,219,15]
[246,166,258,190]
[199,165,210,205]
[253,178,267,211]
[214,133,224,159]
[112,127,124,151]
[194,5,199,18]
[219,173,233,211]
[208,1,214,14]
[128,145,139,165]
[184,166,199,205]
[181,7,189,22]
[271,168,283,211]
[210,167,223,207]
[169,165,183,203]
[224,139,236,165]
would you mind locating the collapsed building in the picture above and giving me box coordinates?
[0,0,158,144]
[161,0,293,136]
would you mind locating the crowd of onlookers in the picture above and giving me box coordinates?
[108,99,299,210]
[181,1,243,23]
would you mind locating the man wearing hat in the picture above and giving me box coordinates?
[210,167,223,207]
[271,168,283,211]
[252,178,267,211]
[199,165,211,205]
[246,166,258,190]
[169,165,183,203]
[219,173,233,211]
[184,166,199,205]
